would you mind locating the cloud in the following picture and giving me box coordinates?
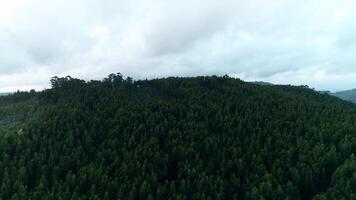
[1,0,356,92]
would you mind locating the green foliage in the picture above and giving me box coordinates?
[0,91,38,136]
[322,154,356,199]
[0,74,355,199]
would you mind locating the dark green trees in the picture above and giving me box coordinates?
[0,74,355,199]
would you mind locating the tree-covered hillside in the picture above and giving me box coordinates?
[0,91,38,136]
[0,74,355,199]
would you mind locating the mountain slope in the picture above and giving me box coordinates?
[332,89,356,102]
[0,91,38,135]
[0,74,355,199]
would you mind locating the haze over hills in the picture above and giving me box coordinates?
[0,74,355,199]
[331,89,356,103]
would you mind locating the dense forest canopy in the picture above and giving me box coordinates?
[0,73,355,199]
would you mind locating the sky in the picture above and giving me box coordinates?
[1,0,356,92]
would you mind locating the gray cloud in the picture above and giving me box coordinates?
[1,0,356,92]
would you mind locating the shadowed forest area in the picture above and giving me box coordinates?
[0,73,355,199]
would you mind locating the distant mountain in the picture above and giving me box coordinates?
[319,90,332,95]
[331,89,356,102]
[250,81,274,86]
[0,93,11,96]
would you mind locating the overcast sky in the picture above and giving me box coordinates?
[1,0,356,92]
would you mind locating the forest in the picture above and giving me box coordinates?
[0,73,355,199]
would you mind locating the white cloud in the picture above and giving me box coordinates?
[1,0,356,92]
